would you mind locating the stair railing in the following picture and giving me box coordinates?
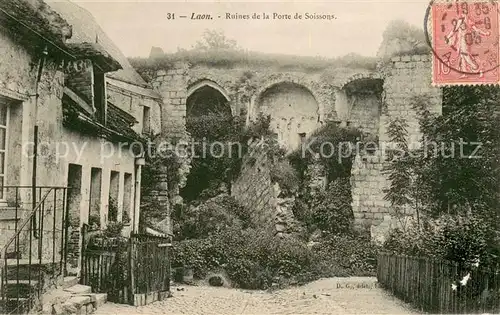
[0,186,69,314]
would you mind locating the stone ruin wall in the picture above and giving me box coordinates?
[150,64,190,139]
[147,64,373,142]
[350,55,443,231]
[147,56,443,235]
[230,140,300,236]
[230,140,276,228]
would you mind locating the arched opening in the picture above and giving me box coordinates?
[342,78,384,138]
[182,84,236,202]
[256,82,319,151]
[186,84,231,118]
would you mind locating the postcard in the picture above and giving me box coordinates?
[0,1,498,314]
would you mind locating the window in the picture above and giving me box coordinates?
[66,164,83,224]
[298,132,307,145]
[0,101,9,200]
[108,171,119,222]
[123,173,133,223]
[89,167,102,222]
[142,106,151,134]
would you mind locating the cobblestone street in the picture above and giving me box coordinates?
[94,278,418,314]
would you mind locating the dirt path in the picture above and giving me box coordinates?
[94,277,418,314]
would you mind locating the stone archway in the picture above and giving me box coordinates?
[186,79,232,118]
[182,80,233,201]
[250,75,329,122]
[337,74,384,136]
[253,81,320,151]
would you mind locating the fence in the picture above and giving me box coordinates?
[80,231,130,303]
[377,252,500,314]
[80,228,171,306]
[130,234,171,306]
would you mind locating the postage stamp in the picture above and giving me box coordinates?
[429,1,500,85]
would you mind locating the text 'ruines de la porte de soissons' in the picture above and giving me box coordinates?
[224,12,337,20]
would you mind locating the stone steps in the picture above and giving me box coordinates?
[0,257,58,313]
[1,258,108,315]
[41,282,107,315]
[5,259,61,280]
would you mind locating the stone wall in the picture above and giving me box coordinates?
[350,55,442,230]
[150,64,367,151]
[186,66,339,122]
[0,27,145,266]
[230,140,275,227]
[259,82,321,151]
[142,164,172,235]
[151,63,189,139]
[380,55,442,144]
[350,153,391,230]
[349,93,381,136]
[146,55,443,234]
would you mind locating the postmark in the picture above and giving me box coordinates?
[426,0,500,85]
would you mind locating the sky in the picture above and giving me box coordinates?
[71,0,431,58]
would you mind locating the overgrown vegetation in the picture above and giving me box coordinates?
[130,29,377,73]
[172,195,254,240]
[382,86,500,269]
[287,122,362,238]
[181,113,280,202]
[181,114,244,201]
[167,116,375,289]
[384,214,500,269]
[378,20,430,58]
[136,22,447,290]
[293,178,354,236]
[289,122,362,182]
[172,227,378,289]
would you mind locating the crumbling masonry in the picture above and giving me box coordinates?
[147,54,442,234]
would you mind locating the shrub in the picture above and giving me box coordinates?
[172,228,319,289]
[174,195,253,240]
[301,178,354,235]
[267,236,314,278]
[88,213,101,231]
[171,237,220,278]
[383,214,500,269]
[104,221,125,238]
[311,233,378,277]
[270,160,300,195]
[289,122,362,182]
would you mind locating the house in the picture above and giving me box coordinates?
[46,0,162,242]
[0,0,162,312]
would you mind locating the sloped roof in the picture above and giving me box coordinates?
[66,42,121,73]
[0,0,72,54]
[62,92,141,142]
[46,0,149,87]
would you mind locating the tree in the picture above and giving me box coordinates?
[193,29,239,51]
[377,20,430,58]
[418,86,500,220]
[383,88,500,225]
[383,116,424,227]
